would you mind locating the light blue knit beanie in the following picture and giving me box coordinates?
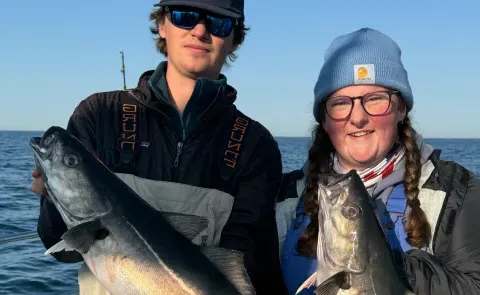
[313,28,413,123]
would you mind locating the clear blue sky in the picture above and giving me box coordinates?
[1,0,478,138]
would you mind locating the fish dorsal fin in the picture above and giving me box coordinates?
[295,271,317,294]
[200,246,255,295]
[162,212,209,241]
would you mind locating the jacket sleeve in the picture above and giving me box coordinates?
[403,172,480,295]
[219,130,287,295]
[37,97,97,263]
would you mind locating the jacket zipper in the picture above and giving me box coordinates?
[171,88,219,169]
[127,90,183,168]
[173,142,184,167]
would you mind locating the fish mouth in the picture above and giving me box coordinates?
[318,170,361,204]
[30,137,45,158]
[30,127,63,178]
[30,136,55,198]
[319,170,357,187]
[30,130,57,161]
[30,136,50,183]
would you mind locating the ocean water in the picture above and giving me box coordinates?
[0,131,479,295]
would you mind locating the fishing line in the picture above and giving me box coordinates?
[0,231,39,245]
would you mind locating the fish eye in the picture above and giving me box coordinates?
[342,204,362,220]
[64,154,79,167]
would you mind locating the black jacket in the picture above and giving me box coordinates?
[37,62,287,294]
[277,150,480,295]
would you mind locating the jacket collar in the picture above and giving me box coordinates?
[135,61,237,109]
[148,61,229,107]
[133,61,238,139]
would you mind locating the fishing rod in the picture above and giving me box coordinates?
[0,231,39,245]
[120,51,127,90]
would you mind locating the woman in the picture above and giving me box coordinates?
[276,28,480,295]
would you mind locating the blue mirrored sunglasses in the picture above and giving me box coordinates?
[165,6,237,38]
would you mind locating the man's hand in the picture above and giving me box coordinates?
[31,168,47,196]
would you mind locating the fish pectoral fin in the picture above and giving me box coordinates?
[200,246,255,295]
[314,272,346,295]
[162,212,209,241]
[60,219,107,254]
[295,272,317,294]
[44,240,77,256]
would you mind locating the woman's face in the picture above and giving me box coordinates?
[323,85,406,171]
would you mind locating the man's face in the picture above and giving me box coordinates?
[159,7,238,79]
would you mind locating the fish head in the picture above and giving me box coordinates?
[30,126,111,226]
[316,170,371,276]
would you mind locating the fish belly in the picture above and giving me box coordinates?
[81,253,204,295]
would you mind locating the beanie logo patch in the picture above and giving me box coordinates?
[354,64,375,85]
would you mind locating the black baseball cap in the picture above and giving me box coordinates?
[154,0,244,19]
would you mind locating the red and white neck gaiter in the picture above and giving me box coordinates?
[332,143,406,189]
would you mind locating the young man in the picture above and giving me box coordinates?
[31,1,286,294]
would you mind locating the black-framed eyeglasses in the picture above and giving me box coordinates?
[324,90,399,120]
[164,6,238,38]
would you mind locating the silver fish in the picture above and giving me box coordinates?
[297,170,415,295]
[30,126,255,295]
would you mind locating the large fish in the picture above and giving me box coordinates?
[30,126,255,295]
[296,170,415,295]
